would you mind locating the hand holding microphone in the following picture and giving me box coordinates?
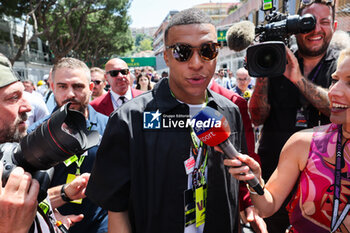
[191,106,264,195]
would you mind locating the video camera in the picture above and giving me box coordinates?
[0,103,99,202]
[246,0,316,77]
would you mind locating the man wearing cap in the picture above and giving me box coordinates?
[0,53,82,233]
[90,58,143,116]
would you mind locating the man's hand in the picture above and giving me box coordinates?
[49,173,90,209]
[64,173,90,200]
[241,206,267,233]
[0,164,39,233]
[54,209,84,229]
[283,46,303,84]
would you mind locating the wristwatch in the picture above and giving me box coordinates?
[60,184,72,202]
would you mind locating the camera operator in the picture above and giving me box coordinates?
[249,1,338,232]
[0,53,84,233]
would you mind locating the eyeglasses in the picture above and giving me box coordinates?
[92,80,102,85]
[300,0,335,7]
[165,42,220,62]
[107,69,129,77]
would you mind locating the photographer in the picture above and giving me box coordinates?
[29,57,109,233]
[0,53,83,233]
[249,1,338,232]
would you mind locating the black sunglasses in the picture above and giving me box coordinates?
[300,0,335,7]
[107,69,129,77]
[92,80,102,85]
[166,42,220,62]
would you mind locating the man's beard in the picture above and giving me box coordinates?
[0,113,28,143]
[297,35,331,58]
[58,98,88,114]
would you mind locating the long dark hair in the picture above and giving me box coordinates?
[136,74,152,90]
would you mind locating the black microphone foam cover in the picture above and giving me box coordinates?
[226,20,255,52]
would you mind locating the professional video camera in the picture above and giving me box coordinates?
[0,103,99,202]
[246,0,316,77]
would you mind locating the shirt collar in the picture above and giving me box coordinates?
[110,86,132,101]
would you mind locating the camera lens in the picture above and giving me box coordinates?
[256,47,278,69]
[246,41,286,77]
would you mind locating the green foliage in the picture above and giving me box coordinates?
[2,0,133,64]
[139,38,153,51]
[131,33,153,54]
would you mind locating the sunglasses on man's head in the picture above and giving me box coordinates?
[300,0,335,7]
[107,69,129,77]
[166,42,220,62]
[92,80,102,85]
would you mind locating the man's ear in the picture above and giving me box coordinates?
[333,20,338,31]
[164,49,170,67]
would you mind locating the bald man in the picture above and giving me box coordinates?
[90,58,143,116]
[234,68,252,100]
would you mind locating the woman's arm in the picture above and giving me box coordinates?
[224,130,312,218]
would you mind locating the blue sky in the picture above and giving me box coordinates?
[129,0,239,28]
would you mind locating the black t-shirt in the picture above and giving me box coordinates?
[86,78,246,233]
[258,48,339,180]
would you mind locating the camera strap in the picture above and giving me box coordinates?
[330,125,350,232]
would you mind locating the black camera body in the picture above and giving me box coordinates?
[246,10,316,77]
[0,103,99,202]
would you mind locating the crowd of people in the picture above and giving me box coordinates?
[0,1,349,233]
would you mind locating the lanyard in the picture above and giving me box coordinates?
[310,61,323,83]
[331,125,350,232]
[63,153,86,175]
[190,130,208,188]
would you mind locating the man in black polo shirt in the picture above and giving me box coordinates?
[249,1,338,232]
[87,8,245,233]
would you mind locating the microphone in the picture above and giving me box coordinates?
[226,20,255,52]
[191,106,264,195]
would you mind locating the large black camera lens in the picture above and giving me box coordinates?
[246,41,286,77]
[0,103,99,202]
[256,47,278,69]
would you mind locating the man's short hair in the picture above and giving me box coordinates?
[0,53,19,88]
[22,80,34,85]
[90,67,105,75]
[164,8,214,44]
[52,57,91,82]
[298,1,335,21]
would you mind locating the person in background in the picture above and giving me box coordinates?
[226,46,350,233]
[29,57,109,233]
[226,69,236,90]
[215,68,229,88]
[135,73,152,91]
[90,67,107,100]
[22,80,43,98]
[90,58,143,116]
[161,71,168,79]
[234,68,252,101]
